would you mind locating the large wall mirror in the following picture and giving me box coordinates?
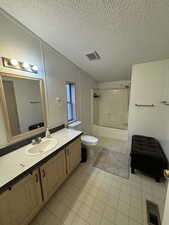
[0,73,47,141]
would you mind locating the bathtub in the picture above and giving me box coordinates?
[92,124,128,141]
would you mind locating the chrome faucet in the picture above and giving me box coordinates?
[45,128,51,138]
[32,137,42,145]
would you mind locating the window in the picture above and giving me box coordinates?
[65,82,76,122]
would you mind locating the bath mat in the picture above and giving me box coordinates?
[93,148,130,179]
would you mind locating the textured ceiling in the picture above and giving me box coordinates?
[0,0,169,81]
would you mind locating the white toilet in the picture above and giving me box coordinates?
[81,135,98,146]
[68,121,98,159]
[81,135,98,159]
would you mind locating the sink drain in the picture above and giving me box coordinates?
[146,200,161,225]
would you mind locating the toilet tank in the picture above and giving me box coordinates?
[68,121,82,131]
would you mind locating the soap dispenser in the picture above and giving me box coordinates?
[45,128,51,138]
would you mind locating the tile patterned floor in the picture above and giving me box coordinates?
[30,138,167,225]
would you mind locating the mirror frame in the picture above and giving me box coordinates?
[0,72,47,142]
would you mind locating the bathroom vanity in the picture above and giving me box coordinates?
[0,129,82,225]
[0,72,82,225]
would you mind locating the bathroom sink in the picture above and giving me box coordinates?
[25,139,58,156]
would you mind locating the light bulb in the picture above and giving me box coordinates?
[10,59,18,66]
[22,62,30,70]
[32,65,38,72]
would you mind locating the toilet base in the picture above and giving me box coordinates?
[81,145,87,163]
[86,145,98,160]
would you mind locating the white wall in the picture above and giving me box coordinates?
[128,59,169,159]
[0,9,96,147]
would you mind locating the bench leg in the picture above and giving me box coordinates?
[131,168,135,174]
[155,177,160,182]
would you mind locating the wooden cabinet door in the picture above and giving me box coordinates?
[0,169,42,225]
[10,169,42,225]
[40,150,66,201]
[67,137,81,174]
[0,189,12,225]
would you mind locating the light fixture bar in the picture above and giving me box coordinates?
[2,57,38,74]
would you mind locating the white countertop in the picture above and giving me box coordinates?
[0,128,82,190]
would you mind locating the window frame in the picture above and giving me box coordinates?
[65,81,76,123]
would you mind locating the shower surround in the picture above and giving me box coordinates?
[92,81,130,141]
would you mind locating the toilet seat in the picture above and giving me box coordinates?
[81,135,98,146]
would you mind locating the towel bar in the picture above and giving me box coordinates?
[135,104,155,107]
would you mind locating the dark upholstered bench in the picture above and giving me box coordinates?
[130,135,168,182]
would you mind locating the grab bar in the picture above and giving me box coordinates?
[135,104,155,107]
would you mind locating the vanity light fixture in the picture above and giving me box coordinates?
[31,65,38,72]
[10,58,19,66]
[22,62,30,70]
[2,57,39,74]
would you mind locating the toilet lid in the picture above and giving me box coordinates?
[81,135,98,146]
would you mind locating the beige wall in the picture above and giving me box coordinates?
[0,9,96,147]
[128,59,169,159]
[42,43,96,131]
